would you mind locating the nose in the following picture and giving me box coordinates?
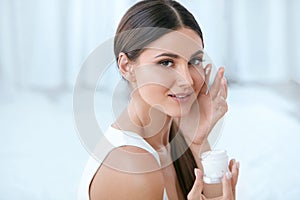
[177,64,194,87]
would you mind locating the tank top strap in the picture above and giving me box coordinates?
[103,126,161,166]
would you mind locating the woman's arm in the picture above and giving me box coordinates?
[89,146,164,200]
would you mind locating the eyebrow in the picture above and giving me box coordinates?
[154,49,204,59]
[190,50,204,58]
[155,53,178,58]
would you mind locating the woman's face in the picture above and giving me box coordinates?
[131,28,205,117]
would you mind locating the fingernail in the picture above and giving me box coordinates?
[226,172,232,180]
[231,159,236,167]
[236,162,240,169]
[194,168,198,178]
[205,66,211,75]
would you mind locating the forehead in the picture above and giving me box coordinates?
[144,28,203,59]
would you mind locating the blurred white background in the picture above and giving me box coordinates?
[0,0,300,199]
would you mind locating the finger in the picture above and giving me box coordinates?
[223,77,228,99]
[229,159,236,172]
[205,64,212,85]
[187,169,204,200]
[219,77,227,99]
[218,82,226,100]
[222,172,234,199]
[231,161,240,188]
[213,96,228,119]
[228,159,238,187]
[200,64,212,94]
[210,67,225,98]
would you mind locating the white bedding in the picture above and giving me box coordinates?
[0,84,299,199]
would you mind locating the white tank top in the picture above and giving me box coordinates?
[77,126,169,200]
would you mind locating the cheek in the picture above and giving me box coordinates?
[137,85,167,106]
[135,66,175,89]
[191,68,205,91]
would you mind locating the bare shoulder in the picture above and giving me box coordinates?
[89,146,164,200]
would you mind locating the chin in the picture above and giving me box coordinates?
[167,108,191,118]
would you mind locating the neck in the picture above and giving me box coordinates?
[113,91,173,151]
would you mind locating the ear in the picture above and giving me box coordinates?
[118,52,136,82]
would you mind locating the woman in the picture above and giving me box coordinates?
[78,0,239,199]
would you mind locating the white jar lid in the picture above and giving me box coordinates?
[201,150,228,161]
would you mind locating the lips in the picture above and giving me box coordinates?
[168,92,193,102]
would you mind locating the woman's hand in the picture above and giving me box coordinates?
[179,64,228,145]
[187,159,240,200]
[196,64,228,143]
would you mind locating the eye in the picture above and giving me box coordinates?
[158,60,174,67]
[188,57,204,67]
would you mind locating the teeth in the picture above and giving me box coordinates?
[169,94,189,98]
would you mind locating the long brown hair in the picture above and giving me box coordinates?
[114,0,203,198]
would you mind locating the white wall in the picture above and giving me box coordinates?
[225,0,291,83]
[180,0,228,71]
[289,0,300,84]
[0,0,299,94]
[0,0,134,93]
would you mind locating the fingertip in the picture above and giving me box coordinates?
[236,162,240,169]
[230,159,236,167]
[231,158,236,163]
[205,64,212,75]
[206,63,212,69]
[219,67,225,77]
[232,160,240,172]
[219,66,225,71]
[191,168,204,193]
[194,168,203,179]
[194,168,198,178]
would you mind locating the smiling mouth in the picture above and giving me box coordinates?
[168,93,193,102]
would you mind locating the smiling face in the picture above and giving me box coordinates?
[127,28,205,117]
